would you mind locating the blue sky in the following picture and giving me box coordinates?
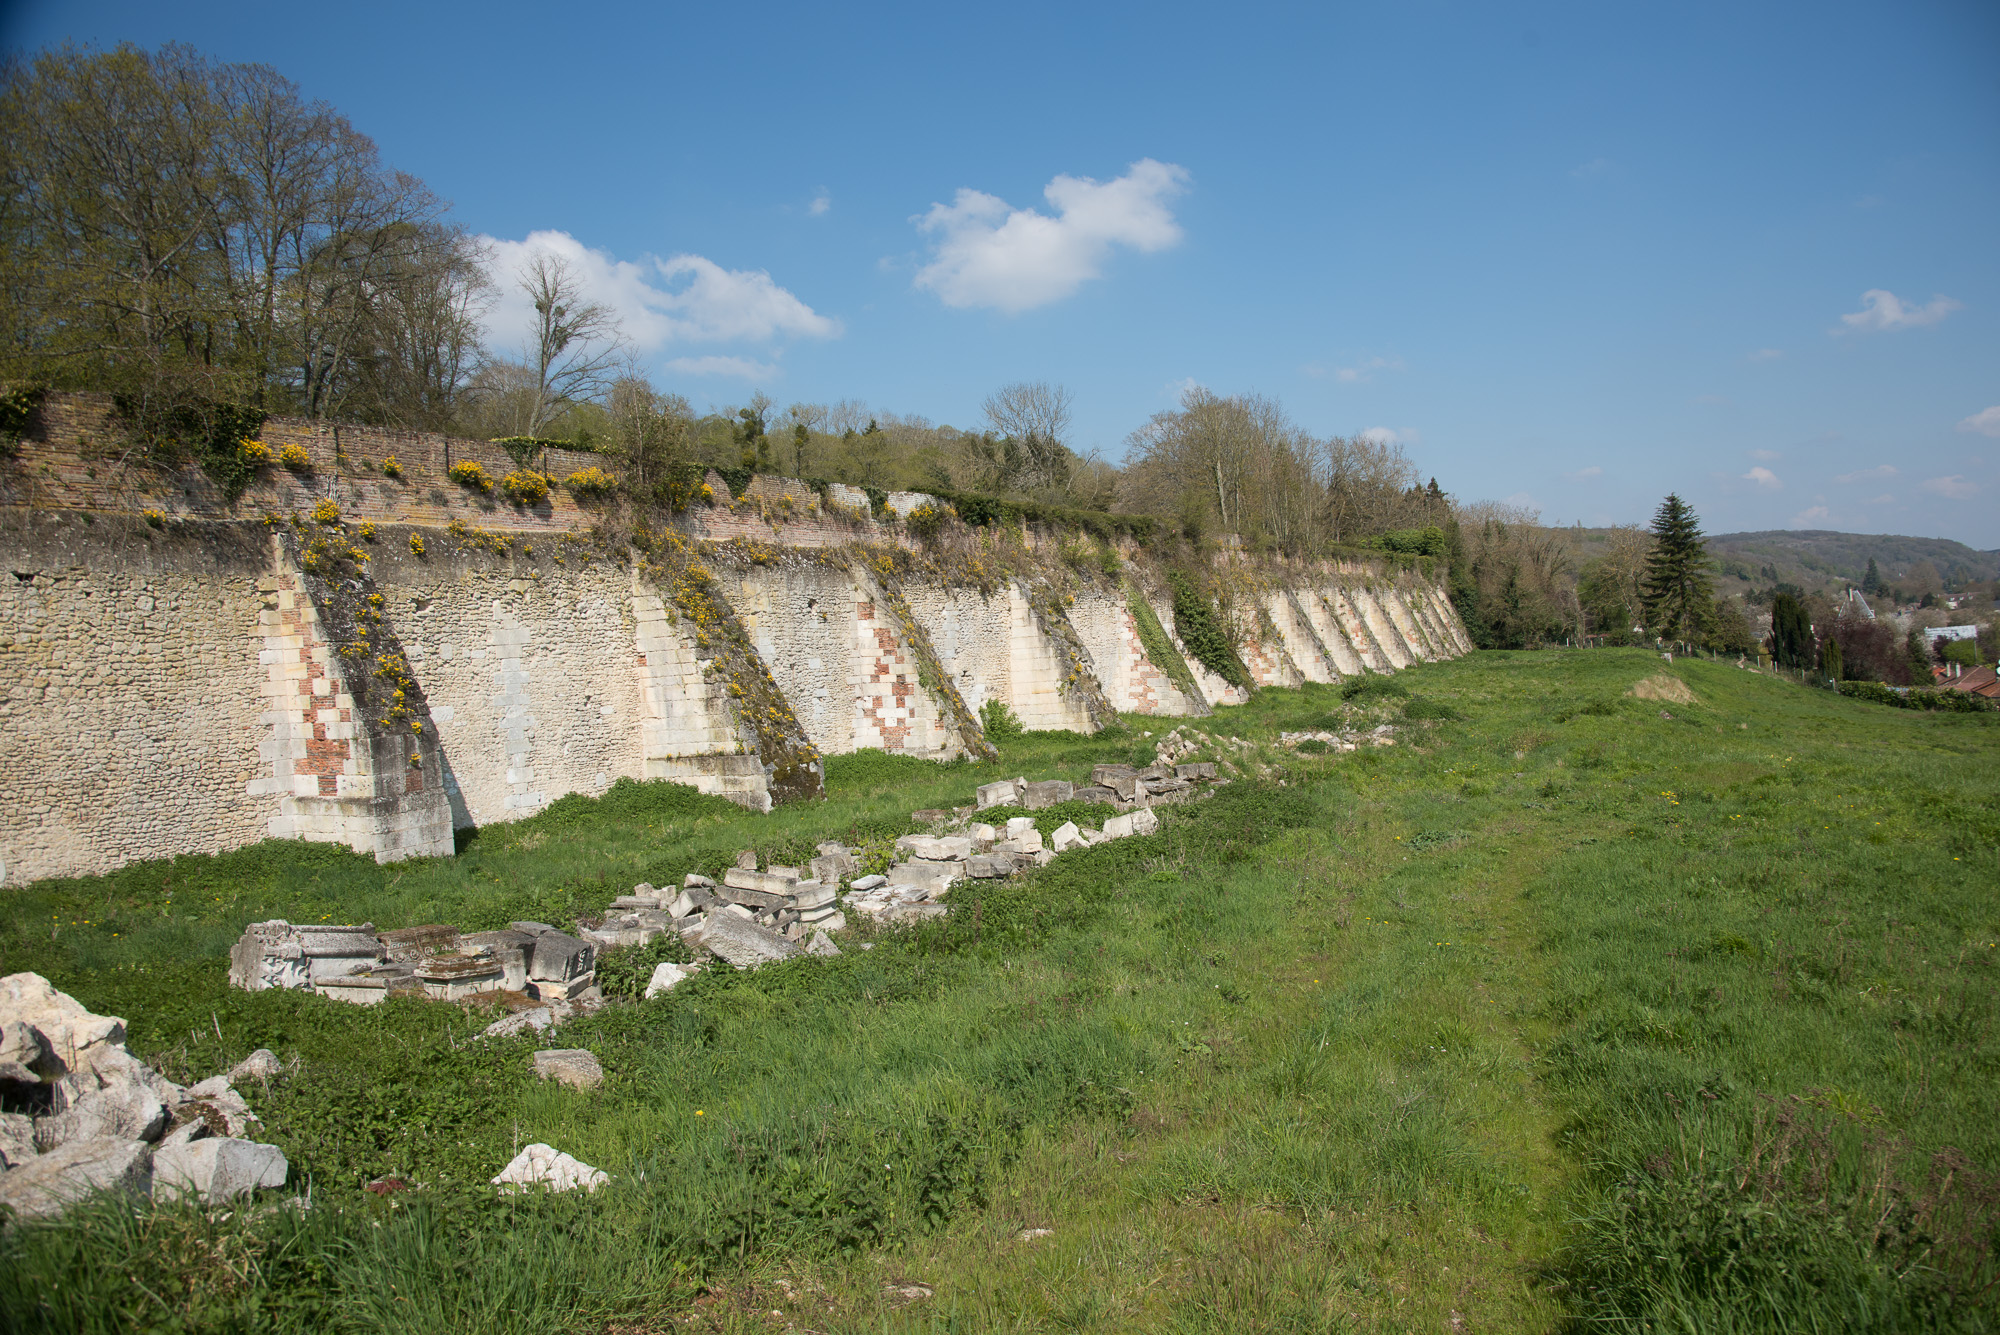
[8,0,1997,545]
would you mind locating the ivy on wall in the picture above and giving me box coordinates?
[1167,568,1251,690]
[1125,581,1204,706]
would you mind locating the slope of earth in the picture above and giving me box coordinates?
[1,650,1994,1333]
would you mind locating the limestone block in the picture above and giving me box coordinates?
[380,925,460,964]
[152,1137,287,1203]
[1049,822,1084,853]
[1072,785,1120,805]
[1004,816,1038,840]
[690,913,798,970]
[177,1078,258,1138]
[414,954,505,1001]
[532,1049,604,1090]
[1091,764,1138,788]
[1129,808,1160,836]
[848,874,887,890]
[0,1112,35,1168]
[479,1006,561,1040]
[888,860,959,888]
[1102,813,1134,839]
[1176,762,1217,780]
[644,962,691,998]
[789,882,838,912]
[37,1075,166,1151]
[228,1050,282,1083]
[0,1137,153,1220]
[526,931,595,983]
[723,867,799,897]
[530,974,595,1002]
[967,822,997,845]
[805,930,842,957]
[227,923,308,993]
[683,873,716,888]
[966,854,1014,879]
[491,1142,606,1194]
[461,931,535,991]
[976,779,1023,809]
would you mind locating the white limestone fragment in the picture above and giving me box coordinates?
[491,1142,606,1194]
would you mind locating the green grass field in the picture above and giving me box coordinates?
[3,648,1995,1333]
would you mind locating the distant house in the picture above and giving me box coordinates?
[1937,664,2000,699]
[1929,625,1980,643]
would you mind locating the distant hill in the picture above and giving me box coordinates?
[1703,531,2000,589]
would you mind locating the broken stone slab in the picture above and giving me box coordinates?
[1091,763,1138,786]
[1129,808,1160,835]
[966,854,1014,878]
[579,918,661,951]
[733,849,759,870]
[492,1142,605,1194]
[227,1049,282,1084]
[414,954,505,1002]
[527,931,595,983]
[532,1049,604,1090]
[314,964,421,1006]
[719,902,756,921]
[1004,816,1037,839]
[1049,822,1085,852]
[722,867,799,898]
[152,1137,287,1204]
[683,873,716,888]
[716,883,788,912]
[644,962,692,998]
[790,882,838,912]
[0,1137,152,1220]
[0,973,132,1078]
[887,860,960,890]
[1072,785,1120,805]
[379,925,460,964]
[480,1006,560,1039]
[509,920,558,935]
[175,1079,258,1139]
[36,1064,168,1149]
[809,853,859,885]
[690,913,798,970]
[227,923,307,993]
[897,834,973,861]
[295,926,382,984]
[1176,762,1217,780]
[462,931,535,990]
[849,874,887,890]
[805,930,841,957]
[529,974,596,1003]
[1103,808,1162,840]
[975,779,1023,809]
[1020,780,1073,809]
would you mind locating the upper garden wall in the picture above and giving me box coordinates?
[0,393,1471,884]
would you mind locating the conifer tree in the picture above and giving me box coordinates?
[1771,591,1812,669]
[1863,557,1882,595]
[1640,493,1714,642]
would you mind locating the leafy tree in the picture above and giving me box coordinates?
[1770,591,1812,669]
[1705,597,1758,655]
[1640,494,1714,642]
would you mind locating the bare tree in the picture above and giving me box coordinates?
[982,380,1075,491]
[518,252,623,438]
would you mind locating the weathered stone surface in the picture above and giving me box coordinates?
[897,835,972,861]
[177,1078,258,1138]
[414,953,505,1001]
[491,1142,605,1194]
[888,860,959,888]
[683,873,716,888]
[966,854,1014,878]
[716,882,788,911]
[1049,822,1084,852]
[227,923,307,993]
[848,873,886,890]
[1129,808,1160,835]
[1091,764,1137,787]
[296,926,382,984]
[644,962,691,998]
[723,867,798,898]
[790,882,838,911]
[526,931,594,983]
[380,925,460,963]
[733,849,759,870]
[461,931,534,990]
[1020,780,1073,809]
[805,930,841,957]
[227,1049,282,1083]
[690,913,798,969]
[810,852,860,884]
[509,920,558,935]
[532,1049,604,1089]
[38,1060,169,1148]
[909,809,950,824]
[0,1137,152,1219]
[1176,762,1217,780]
[152,1137,287,1203]
[1071,785,1120,804]
[0,1018,45,1077]
[529,974,595,1002]
[976,779,1023,809]
[1004,816,1037,839]
[480,1006,559,1039]
[0,1112,35,1167]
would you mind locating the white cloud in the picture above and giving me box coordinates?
[662,355,781,380]
[809,190,831,217]
[1165,376,1206,401]
[1789,506,1833,526]
[1957,406,2000,437]
[1864,493,1895,505]
[1359,426,1422,448]
[1565,465,1604,480]
[1749,448,1782,462]
[1834,288,1962,334]
[1834,464,1897,484]
[912,158,1190,313]
[1310,354,1407,384]
[1920,475,1979,500]
[1747,348,1784,362]
[481,230,839,354]
[1742,466,1782,489]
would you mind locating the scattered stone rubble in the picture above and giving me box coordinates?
[0,972,290,1220]
[1278,723,1399,751]
[229,919,602,1007]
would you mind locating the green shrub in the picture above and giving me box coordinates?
[1340,674,1409,702]
[1167,569,1250,689]
[979,698,1024,740]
